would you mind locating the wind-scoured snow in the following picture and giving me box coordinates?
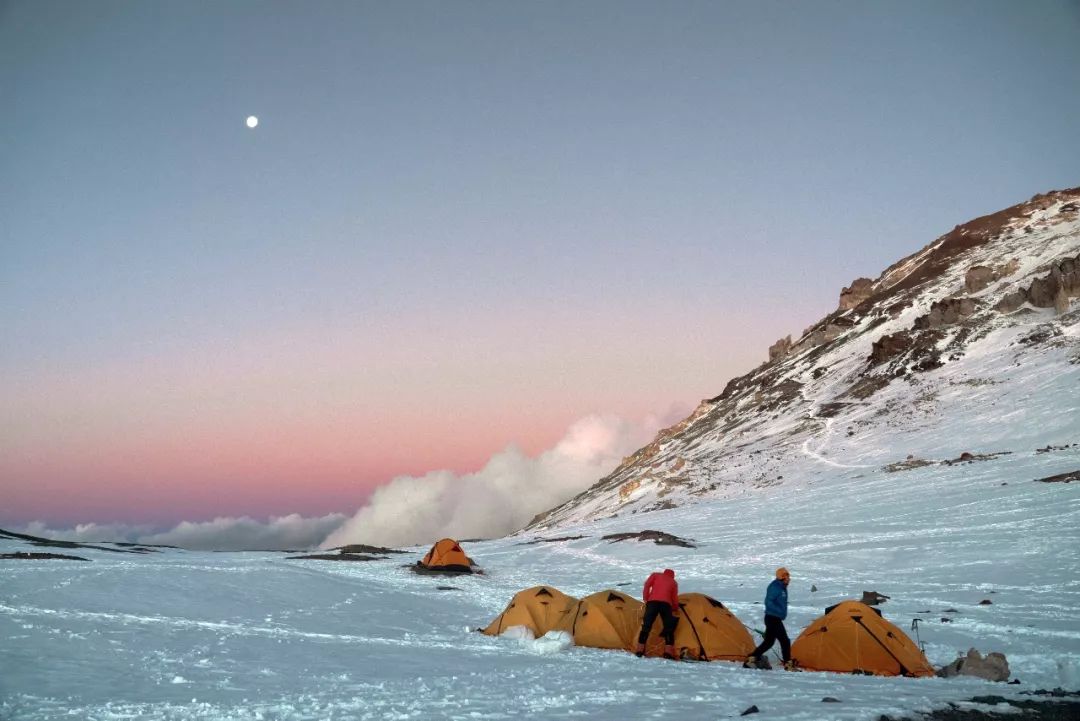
[3,193,1078,720]
[3,439,1079,720]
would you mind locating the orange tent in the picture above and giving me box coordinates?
[644,593,756,661]
[553,590,643,651]
[481,586,577,637]
[791,601,935,677]
[419,538,475,572]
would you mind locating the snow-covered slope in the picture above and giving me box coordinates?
[2,450,1078,720]
[2,188,1078,721]
[530,189,1080,528]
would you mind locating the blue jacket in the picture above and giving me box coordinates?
[764,578,788,620]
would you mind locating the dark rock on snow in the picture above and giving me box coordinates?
[1,551,91,561]
[601,530,696,548]
[1035,470,1080,483]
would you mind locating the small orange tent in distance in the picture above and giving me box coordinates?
[418,538,476,573]
[553,590,643,651]
[482,586,577,637]
[644,593,756,661]
[791,601,935,677]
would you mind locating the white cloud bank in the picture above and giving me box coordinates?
[322,410,685,548]
[14,514,347,552]
[11,408,688,551]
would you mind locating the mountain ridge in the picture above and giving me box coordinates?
[527,186,1080,529]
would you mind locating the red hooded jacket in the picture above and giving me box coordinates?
[643,569,679,609]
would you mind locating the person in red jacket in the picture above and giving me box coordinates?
[635,568,680,658]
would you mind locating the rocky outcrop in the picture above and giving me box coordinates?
[768,335,792,362]
[869,332,914,365]
[965,266,995,293]
[965,259,1020,293]
[839,278,874,310]
[913,297,980,329]
[995,253,1080,315]
[936,649,1010,682]
[525,186,1080,531]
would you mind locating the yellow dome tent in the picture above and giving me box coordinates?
[644,593,756,661]
[553,590,643,651]
[791,601,935,677]
[481,586,577,637]
[418,538,476,573]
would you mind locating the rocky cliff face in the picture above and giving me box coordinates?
[528,188,1080,530]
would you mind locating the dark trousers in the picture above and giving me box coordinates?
[638,600,677,645]
[752,614,790,662]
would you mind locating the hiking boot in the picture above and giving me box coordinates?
[782,659,799,671]
[634,642,645,658]
[662,645,677,660]
[743,655,758,669]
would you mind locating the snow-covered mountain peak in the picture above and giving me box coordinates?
[530,188,1080,529]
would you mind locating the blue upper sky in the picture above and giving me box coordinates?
[2,0,1079,524]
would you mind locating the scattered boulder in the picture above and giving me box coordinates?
[995,290,1028,314]
[741,705,760,716]
[979,599,993,605]
[913,297,980,329]
[839,277,874,310]
[936,649,1010,682]
[517,535,587,546]
[334,544,407,555]
[869,331,914,365]
[286,553,386,562]
[994,252,1080,315]
[768,335,793,363]
[822,697,841,703]
[1,551,90,561]
[601,530,696,548]
[861,591,891,606]
[965,265,996,293]
[1035,470,1080,484]
[811,584,818,592]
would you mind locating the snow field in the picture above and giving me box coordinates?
[3,439,1078,720]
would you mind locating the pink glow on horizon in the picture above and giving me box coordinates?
[1,302,780,527]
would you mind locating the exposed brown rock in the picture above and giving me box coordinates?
[861,590,890,606]
[768,335,792,362]
[936,649,1010,682]
[333,544,407,555]
[517,535,587,545]
[1035,470,1080,483]
[0,551,91,561]
[914,297,980,329]
[995,290,1027,314]
[601,530,696,548]
[965,265,995,293]
[869,332,914,365]
[839,277,874,310]
[1054,286,1070,314]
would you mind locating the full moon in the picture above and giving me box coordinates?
[246,116,258,128]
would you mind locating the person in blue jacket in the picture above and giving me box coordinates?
[746,567,793,669]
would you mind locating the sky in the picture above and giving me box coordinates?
[2,1,1079,541]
